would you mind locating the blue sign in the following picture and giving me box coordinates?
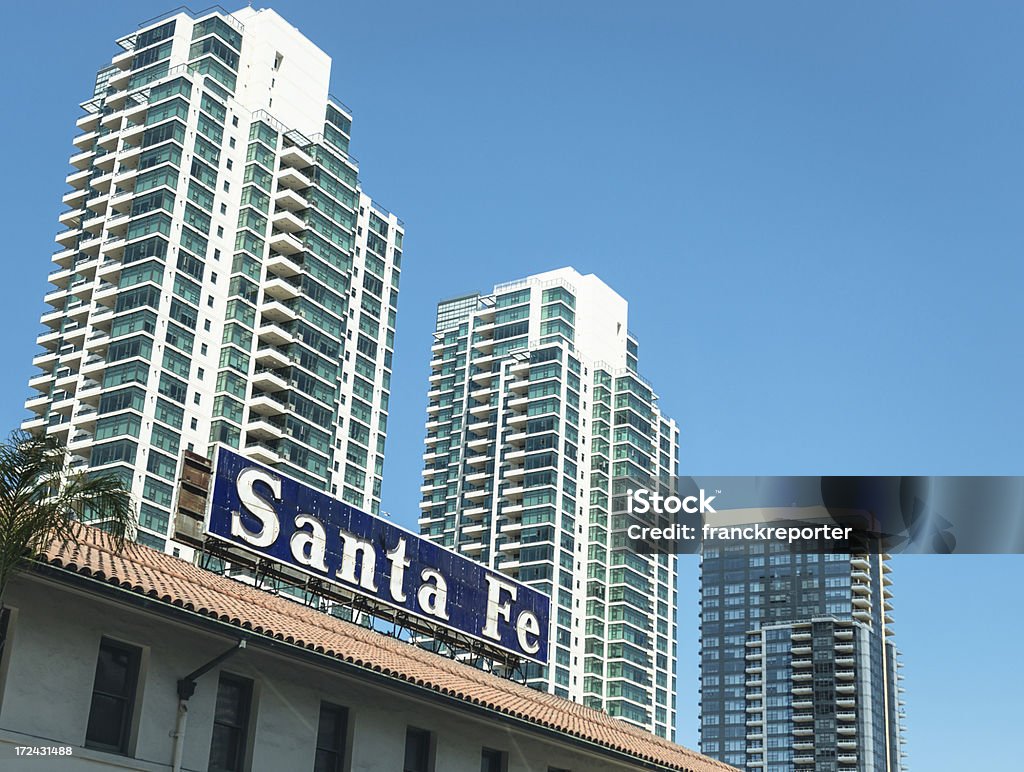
[204,447,549,664]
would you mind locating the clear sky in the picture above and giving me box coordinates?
[2,1,1022,767]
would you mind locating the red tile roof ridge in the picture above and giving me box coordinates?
[34,524,736,772]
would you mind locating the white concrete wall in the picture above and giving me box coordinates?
[0,574,658,772]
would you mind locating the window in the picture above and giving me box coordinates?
[481,748,507,772]
[404,727,432,772]
[85,639,141,754]
[208,674,252,772]
[314,702,348,772]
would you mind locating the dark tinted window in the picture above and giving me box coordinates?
[314,702,348,772]
[208,674,252,772]
[481,748,506,772]
[85,639,140,753]
[404,727,432,772]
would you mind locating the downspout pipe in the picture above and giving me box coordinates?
[171,639,246,772]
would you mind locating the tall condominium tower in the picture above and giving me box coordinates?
[418,267,680,740]
[699,546,906,771]
[23,7,404,551]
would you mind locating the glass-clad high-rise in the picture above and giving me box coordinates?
[418,267,680,739]
[699,545,906,771]
[24,7,404,551]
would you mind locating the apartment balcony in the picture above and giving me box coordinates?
[31,347,59,369]
[256,321,294,347]
[503,465,525,481]
[22,416,47,432]
[277,166,311,190]
[244,441,282,465]
[109,187,134,213]
[254,346,291,369]
[121,121,146,148]
[468,402,493,418]
[467,418,494,434]
[93,280,119,304]
[58,207,85,228]
[80,354,106,378]
[75,404,99,428]
[506,378,529,393]
[472,338,495,354]
[249,391,287,416]
[280,143,314,170]
[263,275,301,301]
[97,259,122,283]
[505,430,527,446]
[470,369,496,384]
[467,436,492,450]
[266,252,303,278]
[90,170,115,195]
[251,368,289,393]
[76,111,102,132]
[45,421,72,441]
[65,169,92,190]
[24,391,51,414]
[268,230,303,255]
[68,149,95,171]
[96,130,121,154]
[93,152,116,176]
[260,299,298,323]
[505,412,529,428]
[274,187,308,212]
[246,415,285,441]
[118,143,142,168]
[62,188,89,209]
[55,227,82,249]
[67,429,94,452]
[464,487,491,502]
[271,208,305,233]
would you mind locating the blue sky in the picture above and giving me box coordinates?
[2,1,1022,767]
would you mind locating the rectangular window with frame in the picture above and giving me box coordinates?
[481,748,507,772]
[314,702,349,772]
[85,638,141,754]
[208,673,252,772]
[403,727,433,772]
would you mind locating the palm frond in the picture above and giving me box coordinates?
[0,429,134,601]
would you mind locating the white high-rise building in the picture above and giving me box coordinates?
[24,7,404,551]
[418,267,680,739]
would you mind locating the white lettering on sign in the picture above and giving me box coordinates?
[233,467,281,547]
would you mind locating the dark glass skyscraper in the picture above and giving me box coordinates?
[699,545,905,771]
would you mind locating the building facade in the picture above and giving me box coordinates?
[418,268,680,739]
[699,546,906,771]
[0,526,735,772]
[23,7,403,552]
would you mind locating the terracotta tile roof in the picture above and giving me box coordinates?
[35,525,736,772]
